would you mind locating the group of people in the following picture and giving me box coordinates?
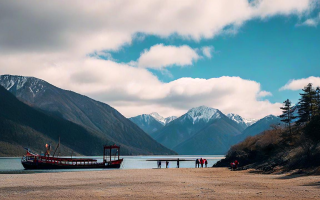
[230,160,239,170]
[157,160,170,168]
[195,158,208,168]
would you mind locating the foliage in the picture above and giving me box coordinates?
[215,83,320,173]
[297,83,317,124]
[304,115,320,142]
[279,99,296,136]
[316,87,320,115]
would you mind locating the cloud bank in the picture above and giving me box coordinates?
[0,0,316,118]
[280,76,320,91]
[0,55,281,119]
[0,0,315,55]
[137,44,200,69]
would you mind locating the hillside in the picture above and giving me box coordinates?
[231,115,281,145]
[0,85,109,156]
[215,115,320,173]
[0,75,176,156]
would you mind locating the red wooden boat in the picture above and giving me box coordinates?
[21,144,123,169]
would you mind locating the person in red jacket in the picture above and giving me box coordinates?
[234,160,239,169]
[230,162,235,170]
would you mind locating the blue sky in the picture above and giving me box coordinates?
[1,0,320,119]
[106,14,320,106]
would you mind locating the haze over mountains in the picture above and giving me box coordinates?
[130,106,281,155]
[0,75,175,156]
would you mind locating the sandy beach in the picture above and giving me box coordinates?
[0,168,319,199]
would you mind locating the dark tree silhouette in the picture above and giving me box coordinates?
[297,83,316,125]
[280,99,296,135]
[315,87,320,115]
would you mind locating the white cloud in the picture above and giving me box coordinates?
[0,0,315,119]
[201,46,214,58]
[257,91,272,97]
[0,54,281,119]
[137,44,199,69]
[91,51,115,61]
[280,76,320,91]
[298,12,320,27]
[303,18,318,26]
[253,0,314,18]
[0,0,314,55]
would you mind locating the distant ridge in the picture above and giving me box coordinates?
[235,115,281,144]
[149,112,177,125]
[129,112,177,134]
[227,113,258,130]
[129,114,164,135]
[0,75,176,155]
[150,106,244,154]
[130,105,281,155]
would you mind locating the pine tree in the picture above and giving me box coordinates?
[280,99,296,135]
[297,83,316,124]
[315,87,320,115]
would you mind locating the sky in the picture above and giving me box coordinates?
[0,0,320,119]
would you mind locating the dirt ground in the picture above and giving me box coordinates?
[0,168,319,199]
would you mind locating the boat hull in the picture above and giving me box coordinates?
[22,160,123,170]
[22,144,123,170]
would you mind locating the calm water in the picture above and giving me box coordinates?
[0,155,224,174]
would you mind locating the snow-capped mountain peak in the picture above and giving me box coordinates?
[150,112,166,125]
[227,113,244,124]
[186,106,221,124]
[165,116,177,124]
[149,112,178,125]
[0,75,46,98]
[242,118,258,126]
[227,113,258,128]
[262,115,278,121]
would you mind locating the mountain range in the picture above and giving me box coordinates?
[226,113,257,130]
[0,74,283,156]
[234,115,282,143]
[0,75,175,156]
[129,113,177,134]
[130,106,281,155]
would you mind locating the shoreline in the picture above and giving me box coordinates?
[1,167,319,199]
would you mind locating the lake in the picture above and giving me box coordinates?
[0,155,224,174]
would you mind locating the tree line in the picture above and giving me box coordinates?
[280,83,320,142]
